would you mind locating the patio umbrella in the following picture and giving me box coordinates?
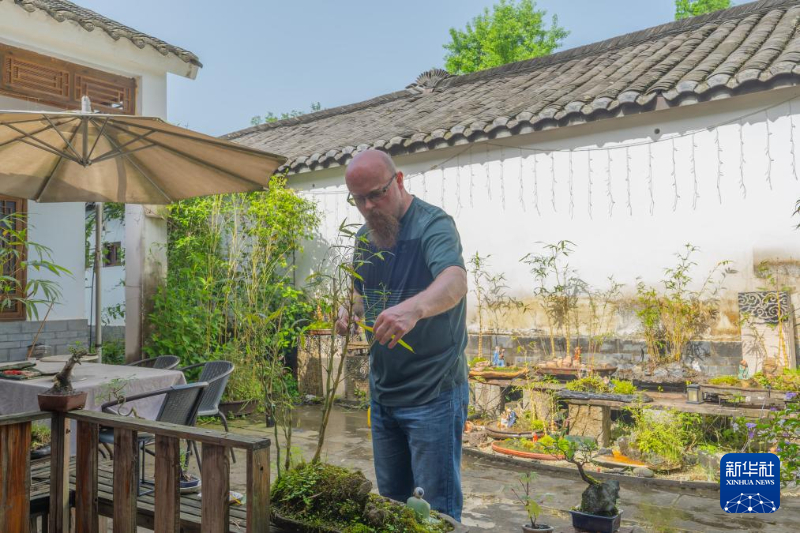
[0,97,286,360]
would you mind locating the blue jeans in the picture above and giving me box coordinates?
[370,381,469,521]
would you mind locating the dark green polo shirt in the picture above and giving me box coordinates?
[353,196,468,407]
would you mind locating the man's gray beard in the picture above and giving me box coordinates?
[365,211,400,249]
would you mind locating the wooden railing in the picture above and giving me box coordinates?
[0,410,271,533]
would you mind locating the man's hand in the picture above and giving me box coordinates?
[372,299,422,349]
[335,306,360,336]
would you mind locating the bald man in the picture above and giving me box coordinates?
[336,150,469,521]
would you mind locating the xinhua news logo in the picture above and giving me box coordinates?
[720,453,780,513]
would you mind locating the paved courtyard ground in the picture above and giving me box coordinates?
[195,405,800,532]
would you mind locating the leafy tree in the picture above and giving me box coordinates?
[443,0,568,75]
[251,102,322,127]
[675,0,731,20]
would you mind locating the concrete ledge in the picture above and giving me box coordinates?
[462,446,720,494]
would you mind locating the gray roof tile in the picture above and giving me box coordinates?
[227,0,800,174]
[7,0,201,67]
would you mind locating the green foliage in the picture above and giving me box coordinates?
[101,338,125,366]
[145,179,318,369]
[564,376,637,395]
[272,462,451,532]
[251,102,322,127]
[468,252,525,358]
[708,375,741,386]
[635,244,730,362]
[675,0,731,20]
[627,408,700,466]
[610,379,638,395]
[757,398,800,487]
[443,0,568,74]
[0,212,70,320]
[31,423,51,449]
[521,240,583,358]
[752,369,800,392]
[510,472,551,528]
[565,375,611,393]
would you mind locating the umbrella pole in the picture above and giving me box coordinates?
[94,202,103,363]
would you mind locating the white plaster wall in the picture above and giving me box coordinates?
[26,200,85,321]
[291,87,800,335]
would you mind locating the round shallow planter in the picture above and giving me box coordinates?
[30,446,51,460]
[37,391,87,412]
[218,399,258,418]
[469,368,527,380]
[522,524,554,533]
[272,505,468,533]
[485,421,543,440]
[491,441,564,461]
[568,509,622,533]
[179,473,201,494]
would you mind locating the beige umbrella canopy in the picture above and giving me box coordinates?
[0,97,286,359]
[0,102,284,204]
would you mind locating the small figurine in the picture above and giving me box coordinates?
[497,348,506,368]
[737,360,749,380]
[500,407,517,429]
[406,487,431,523]
[573,346,582,365]
[492,346,501,366]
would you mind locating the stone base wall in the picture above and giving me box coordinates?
[467,333,745,377]
[0,319,90,362]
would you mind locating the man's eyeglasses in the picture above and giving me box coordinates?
[347,173,397,206]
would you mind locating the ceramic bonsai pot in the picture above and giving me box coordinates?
[218,399,258,417]
[522,524,554,533]
[37,390,87,412]
[179,472,201,494]
[568,509,622,533]
[30,445,51,460]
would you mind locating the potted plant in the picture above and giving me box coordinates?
[511,472,553,532]
[30,423,51,459]
[271,462,468,532]
[551,438,622,533]
[37,346,87,412]
[218,347,263,418]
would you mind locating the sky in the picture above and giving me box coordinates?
[75,0,745,137]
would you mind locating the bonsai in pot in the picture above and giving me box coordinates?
[30,423,51,459]
[37,347,87,412]
[511,472,553,533]
[550,438,622,533]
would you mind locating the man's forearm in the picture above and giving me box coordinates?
[406,266,467,321]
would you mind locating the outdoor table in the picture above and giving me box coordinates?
[0,362,186,451]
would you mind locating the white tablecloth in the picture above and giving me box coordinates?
[0,362,186,451]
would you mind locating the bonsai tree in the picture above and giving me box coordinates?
[554,438,620,516]
[511,472,553,531]
[46,347,86,395]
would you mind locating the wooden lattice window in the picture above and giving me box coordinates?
[0,196,27,321]
[0,43,136,114]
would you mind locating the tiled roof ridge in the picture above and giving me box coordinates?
[227,0,800,174]
[224,90,411,140]
[227,0,792,141]
[6,0,202,67]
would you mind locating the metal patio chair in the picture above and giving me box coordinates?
[126,355,181,370]
[179,360,236,467]
[99,381,208,495]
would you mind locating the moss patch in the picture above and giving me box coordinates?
[271,462,453,533]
